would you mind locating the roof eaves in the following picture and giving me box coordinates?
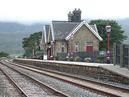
[43,26,47,43]
[65,21,103,41]
[47,25,51,42]
[84,22,103,41]
[51,22,55,41]
[65,21,84,40]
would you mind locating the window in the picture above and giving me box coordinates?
[61,42,65,52]
[75,42,79,52]
[62,47,64,52]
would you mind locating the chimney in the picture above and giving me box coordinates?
[68,8,81,22]
[68,11,73,22]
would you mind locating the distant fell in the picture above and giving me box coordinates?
[0,19,128,57]
[0,22,44,33]
[0,21,45,56]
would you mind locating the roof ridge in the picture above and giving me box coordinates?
[45,24,50,27]
[52,20,68,22]
[52,20,81,23]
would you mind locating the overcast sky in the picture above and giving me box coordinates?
[0,0,129,23]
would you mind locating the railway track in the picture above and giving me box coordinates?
[0,60,108,97]
[0,62,67,97]
[0,70,23,97]
[12,60,129,91]
[1,60,129,97]
[0,68,29,97]
[11,60,129,90]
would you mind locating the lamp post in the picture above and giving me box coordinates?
[106,25,111,63]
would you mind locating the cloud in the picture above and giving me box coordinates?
[0,0,129,22]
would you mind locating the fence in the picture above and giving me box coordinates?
[113,43,129,68]
[57,51,99,62]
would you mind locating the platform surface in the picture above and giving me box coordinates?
[15,58,113,67]
[100,65,129,79]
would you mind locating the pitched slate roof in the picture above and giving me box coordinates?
[52,21,80,40]
[45,25,50,42]
[40,25,50,46]
[41,20,102,44]
[65,21,102,41]
[90,24,98,34]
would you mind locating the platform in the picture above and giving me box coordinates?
[100,65,129,79]
[44,60,114,67]
[15,58,113,67]
[13,58,129,84]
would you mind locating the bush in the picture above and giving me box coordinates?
[84,57,92,62]
[97,56,105,63]
[74,56,82,62]
[0,52,9,58]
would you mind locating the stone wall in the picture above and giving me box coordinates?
[54,40,67,56]
[68,25,99,52]
[13,59,129,84]
[54,25,100,57]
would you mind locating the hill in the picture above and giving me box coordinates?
[0,19,128,57]
[0,22,44,56]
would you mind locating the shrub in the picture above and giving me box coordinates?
[97,56,105,63]
[84,57,92,62]
[74,56,82,62]
[0,52,9,58]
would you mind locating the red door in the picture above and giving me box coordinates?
[86,45,93,52]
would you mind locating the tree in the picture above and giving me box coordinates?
[89,20,127,50]
[22,31,42,57]
[0,52,9,58]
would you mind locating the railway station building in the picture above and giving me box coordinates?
[40,9,102,60]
